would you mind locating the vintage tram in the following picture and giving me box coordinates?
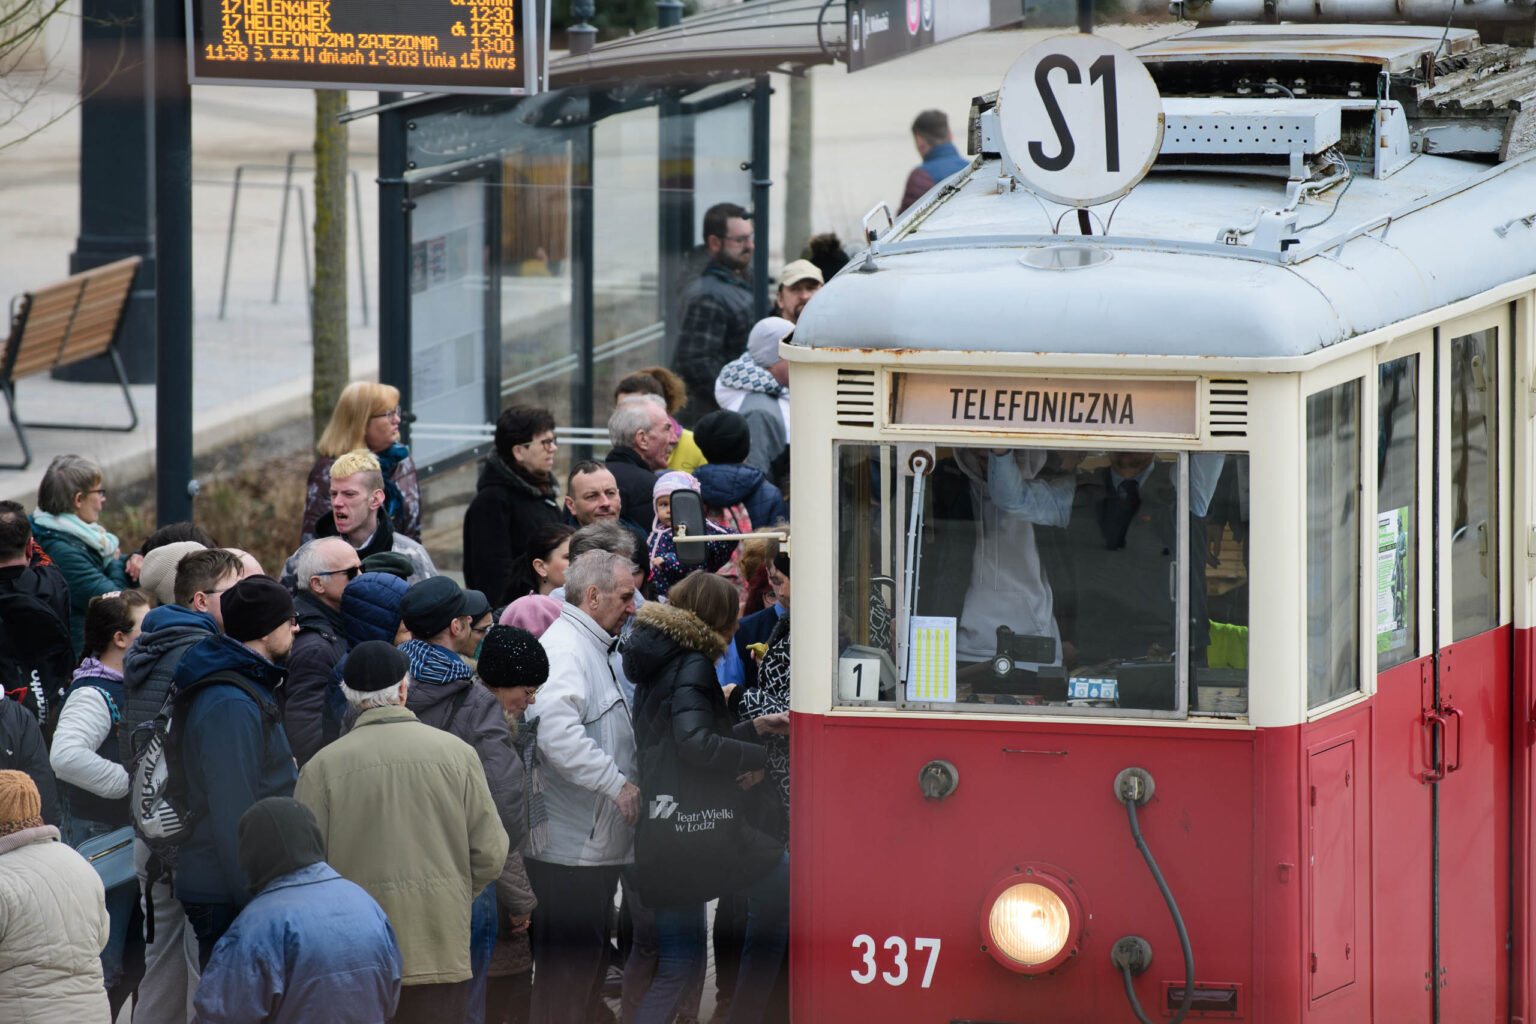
[782,19,1536,1023]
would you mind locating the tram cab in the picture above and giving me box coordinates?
[783,20,1536,1024]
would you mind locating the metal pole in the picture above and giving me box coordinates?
[351,168,370,325]
[1078,0,1093,33]
[377,92,413,444]
[218,166,243,319]
[750,74,771,319]
[152,0,194,523]
[273,150,299,302]
[572,122,596,456]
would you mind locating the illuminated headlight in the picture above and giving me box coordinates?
[981,869,1084,974]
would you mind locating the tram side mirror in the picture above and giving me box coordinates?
[670,488,708,568]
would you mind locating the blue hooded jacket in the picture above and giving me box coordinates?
[194,862,402,1024]
[172,635,297,906]
[695,462,789,531]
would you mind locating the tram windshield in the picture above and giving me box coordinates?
[836,444,1250,719]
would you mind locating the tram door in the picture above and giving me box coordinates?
[1373,314,1513,1022]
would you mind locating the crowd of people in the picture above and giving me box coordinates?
[0,198,814,1024]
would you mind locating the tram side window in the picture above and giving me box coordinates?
[1449,329,1499,642]
[1377,356,1418,670]
[834,443,1248,717]
[1306,380,1362,709]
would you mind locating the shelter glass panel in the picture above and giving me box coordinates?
[1306,379,1361,709]
[834,443,1245,718]
[1376,355,1418,670]
[1448,328,1499,642]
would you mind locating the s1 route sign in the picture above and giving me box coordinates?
[997,34,1164,208]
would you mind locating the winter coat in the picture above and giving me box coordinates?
[490,713,537,979]
[463,454,564,605]
[29,519,131,656]
[667,429,707,475]
[172,636,298,908]
[0,824,110,1024]
[51,671,128,828]
[695,462,788,533]
[303,453,422,544]
[899,139,970,214]
[295,704,509,986]
[732,605,782,691]
[282,512,437,589]
[734,613,790,838]
[0,697,60,825]
[647,521,736,601]
[622,603,774,907]
[0,562,70,634]
[604,446,661,535]
[402,642,527,852]
[673,263,754,420]
[282,592,350,768]
[120,603,219,765]
[194,862,402,1024]
[525,603,636,867]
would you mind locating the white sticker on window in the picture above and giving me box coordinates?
[905,616,957,703]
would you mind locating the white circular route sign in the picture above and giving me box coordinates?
[998,34,1165,208]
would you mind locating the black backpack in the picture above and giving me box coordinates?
[0,589,76,737]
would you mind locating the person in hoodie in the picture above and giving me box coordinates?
[121,545,244,1023]
[50,590,152,1016]
[171,575,300,966]
[463,406,564,605]
[193,797,401,1024]
[398,575,526,1024]
[692,410,788,532]
[282,449,437,587]
[714,318,792,486]
[282,537,361,767]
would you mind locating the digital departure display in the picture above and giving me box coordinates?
[187,0,540,94]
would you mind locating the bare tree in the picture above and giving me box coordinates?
[0,0,131,151]
[310,88,350,441]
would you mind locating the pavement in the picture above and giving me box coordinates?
[0,18,1184,512]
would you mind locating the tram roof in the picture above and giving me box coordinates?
[793,25,1536,362]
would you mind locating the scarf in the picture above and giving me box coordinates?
[72,657,123,685]
[716,351,784,399]
[31,511,119,561]
[489,451,557,502]
[375,442,410,528]
[401,638,473,684]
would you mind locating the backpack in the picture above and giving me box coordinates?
[127,670,280,864]
[0,589,77,738]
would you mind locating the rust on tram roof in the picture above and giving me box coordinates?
[1135,25,1481,70]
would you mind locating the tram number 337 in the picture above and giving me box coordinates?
[1031,54,1120,173]
[850,935,942,988]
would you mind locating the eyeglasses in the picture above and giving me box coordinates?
[85,488,107,497]
[314,565,362,581]
[470,623,491,636]
[203,585,235,598]
[520,437,558,451]
[721,232,753,245]
[370,406,403,421]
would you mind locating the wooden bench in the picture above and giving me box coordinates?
[2,256,142,470]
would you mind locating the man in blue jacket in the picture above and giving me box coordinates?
[195,797,401,1024]
[171,575,299,967]
[899,109,970,214]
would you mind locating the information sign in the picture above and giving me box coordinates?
[892,373,1199,437]
[845,0,1026,72]
[997,34,1163,207]
[187,0,540,94]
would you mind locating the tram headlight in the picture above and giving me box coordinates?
[981,868,1084,974]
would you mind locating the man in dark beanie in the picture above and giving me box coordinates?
[297,641,507,1024]
[693,409,788,531]
[195,797,402,1024]
[170,575,300,965]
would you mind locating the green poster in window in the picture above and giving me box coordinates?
[1376,507,1410,653]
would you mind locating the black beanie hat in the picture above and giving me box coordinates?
[694,410,752,465]
[477,625,550,689]
[222,576,295,642]
[238,797,324,896]
[361,551,415,580]
[344,640,411,693]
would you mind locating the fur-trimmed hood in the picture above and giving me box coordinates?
[622,602,727,683]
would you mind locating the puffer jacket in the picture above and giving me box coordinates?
[194,863,401,1024]
[0,824,110,1024]
[120,603,219,765]
[623,603,772,906]
[282,592,350,767]
[694,462,788,532]
[403,644,527,851]
[525,603,636,867]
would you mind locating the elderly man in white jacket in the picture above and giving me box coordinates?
[525,549,639,1024]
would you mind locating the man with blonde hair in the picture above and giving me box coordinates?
[283,449,436,587]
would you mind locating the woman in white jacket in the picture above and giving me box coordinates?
[49,589,151,1016]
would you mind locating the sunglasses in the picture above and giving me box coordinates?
[314,565,362,581]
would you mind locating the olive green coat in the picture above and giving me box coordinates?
[295,704,508,986]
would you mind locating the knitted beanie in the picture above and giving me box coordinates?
[0,770,42,837]
[694,410,752,465]
[477,625,550,689]
[498,594,561,638]
[139,540,207,607]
